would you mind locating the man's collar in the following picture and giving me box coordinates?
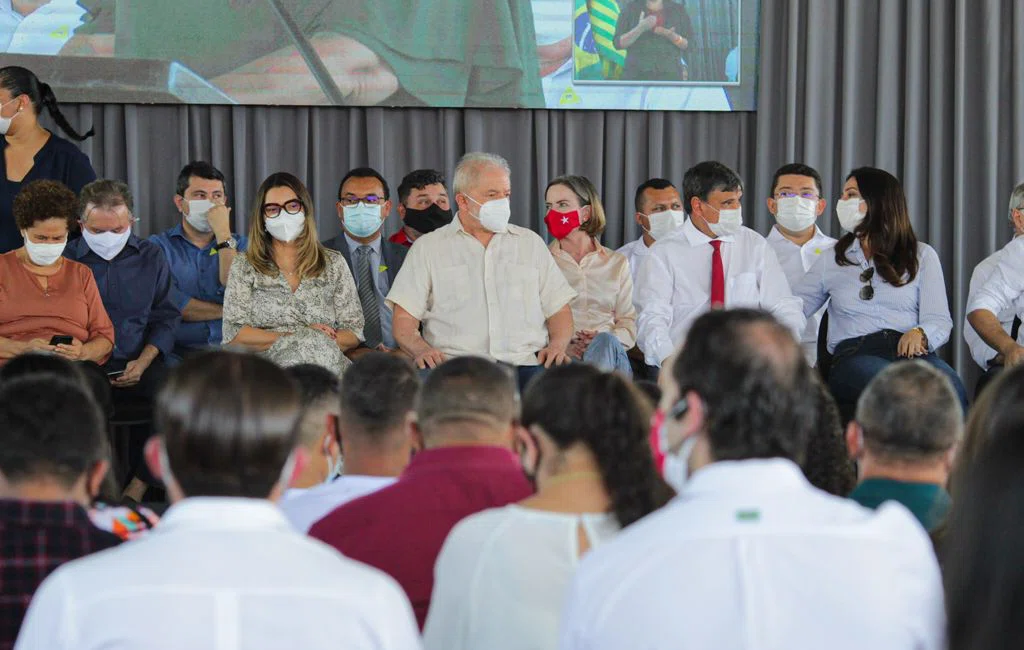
[452,212,521,237]
[344,230,383,254]
[682,218,735,246]
[768,224,829,247]
[680,458,808,499]
[157,497,291,534]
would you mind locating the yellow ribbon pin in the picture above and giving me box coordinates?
[379,264,388,273]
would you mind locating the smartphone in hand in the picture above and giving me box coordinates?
[49,335,73,346]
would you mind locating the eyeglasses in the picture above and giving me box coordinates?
[859,267,875,300]
[338,195,383,207]
[775,191,820,200]
[263,199,304,218]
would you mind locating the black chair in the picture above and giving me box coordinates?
[974,316,1022,398]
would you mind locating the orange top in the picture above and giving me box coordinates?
[0,250,115,363]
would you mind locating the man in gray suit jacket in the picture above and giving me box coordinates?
[323,167,408,356]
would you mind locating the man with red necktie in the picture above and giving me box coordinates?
[634,161,806,369]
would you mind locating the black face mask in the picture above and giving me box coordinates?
[403,203,453,235]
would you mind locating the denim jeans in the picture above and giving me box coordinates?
[582,332,633,378]
[828,330,969,420]
[418,362,546,393]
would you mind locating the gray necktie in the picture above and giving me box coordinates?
[355,246,382,348]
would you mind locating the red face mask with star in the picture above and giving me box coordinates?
[544,209,582,240]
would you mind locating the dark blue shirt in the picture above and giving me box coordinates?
[65,234,181,363]
[1,134,97,253]
[148,224,248,357]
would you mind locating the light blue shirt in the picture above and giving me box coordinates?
[344,233,394,349]
[793,239,953,353]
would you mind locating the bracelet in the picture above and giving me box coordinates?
[912,327,929,346]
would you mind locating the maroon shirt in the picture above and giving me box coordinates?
[309,446,532,628]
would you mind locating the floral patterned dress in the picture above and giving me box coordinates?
[222,249,364,376]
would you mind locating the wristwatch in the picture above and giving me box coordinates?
[214,236,238,251]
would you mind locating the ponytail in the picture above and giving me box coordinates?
[521,365,671,529]
[0,66,94,141]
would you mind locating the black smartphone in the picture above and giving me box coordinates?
[105,369,126,378]
[49,335,73,346]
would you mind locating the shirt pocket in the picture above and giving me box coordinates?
[729,272,760,308]
[434,265,471,312]
[506,264,545,330]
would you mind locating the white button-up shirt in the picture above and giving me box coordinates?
[280,475,397,532]
[614,238,651,310]
[767,226,837,365]
[635,220,806,365]
[965,236,1024,367]
[550,240,636,348]
[793,239,953,353]
[386,216,576,366]
[559,459,945,650]
[15,498,422,650]
[424,506,619,650]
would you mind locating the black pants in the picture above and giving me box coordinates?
[104,358,169,486]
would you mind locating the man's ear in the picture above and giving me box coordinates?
[144,436,165,482]
[846,421,864,460]
[406,412,425,453]
[86,459,109,501]
[320,413,340,457]
[816,197,827,216]
[336,201,345,222]
[679,391,705,440]
[514,425,540,473]
[397,202,407,219]
[766,196,777,217]
[173,194,185,214]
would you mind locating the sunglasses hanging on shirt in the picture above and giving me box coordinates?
[859,267,875,301]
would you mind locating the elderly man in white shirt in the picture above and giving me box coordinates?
[15,351,421,650]
[635,161,805,367]
[615,178,685,297]
[965,183,1024,390]
[560,309,945,650]
[387,152,577,388]
[765,163,837,366]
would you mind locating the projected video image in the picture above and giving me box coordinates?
[0,0,759,111]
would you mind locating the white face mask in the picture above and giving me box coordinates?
[774,196,818,233]
[706,205,742,238]
[465,195,511,233]
[645,209,686,241]
[22,232,67,266]
[184,199,215,233]
[656,413,698,494]
[836,198,865,232]
[265,211,306,243]
[0,97,22,136]
[82,227,131,261]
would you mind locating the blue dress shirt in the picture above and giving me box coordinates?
[0,134,96,253]
[343,232,395,349]
[65,234,181,363]
[149,224,248,358]
[793,239,953,353]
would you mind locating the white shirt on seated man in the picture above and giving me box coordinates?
[634,161,805,367]
[559,309,945,650]
[279,354,420,532]
[386,152,577,381]
[615,178,686,310]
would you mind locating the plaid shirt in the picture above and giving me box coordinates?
[0,499,120,649]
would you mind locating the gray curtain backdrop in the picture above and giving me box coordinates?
[49,0,1022,388]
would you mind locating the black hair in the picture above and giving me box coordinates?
[671,309,816,463]
[835,167,919,286]
[768,163,823,198]
[944,424,1024,650]
[398,169,448,204]
[522,364,668,528]
[339,353,420,440]
[417,356,518,432]
[175,161,226,197]
[801,376,856,496]
[634,379,662,409]
[0,373,107,488]
[285,363,340,409]
[0,354,112,420]
[156,351,302,498]
[338,167,390,201]
[0,66,94,141]
[681,161,743,215]
[12,179,77,231]
[633,178,676,213]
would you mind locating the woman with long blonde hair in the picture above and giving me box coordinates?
[223,172,363,375]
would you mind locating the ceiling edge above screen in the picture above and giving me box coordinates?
[1,0,759,111]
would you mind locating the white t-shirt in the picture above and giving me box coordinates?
[423,505,619,650]
[279,475,397,532]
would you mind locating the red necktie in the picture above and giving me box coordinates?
[710,240,725,308]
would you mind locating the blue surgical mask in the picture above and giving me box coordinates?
[344,202,384,238]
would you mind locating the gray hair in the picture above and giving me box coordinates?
[78,179,134,222]
[452,152,511,196]
[1009,182,1024,221]
[855,361,963,462]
